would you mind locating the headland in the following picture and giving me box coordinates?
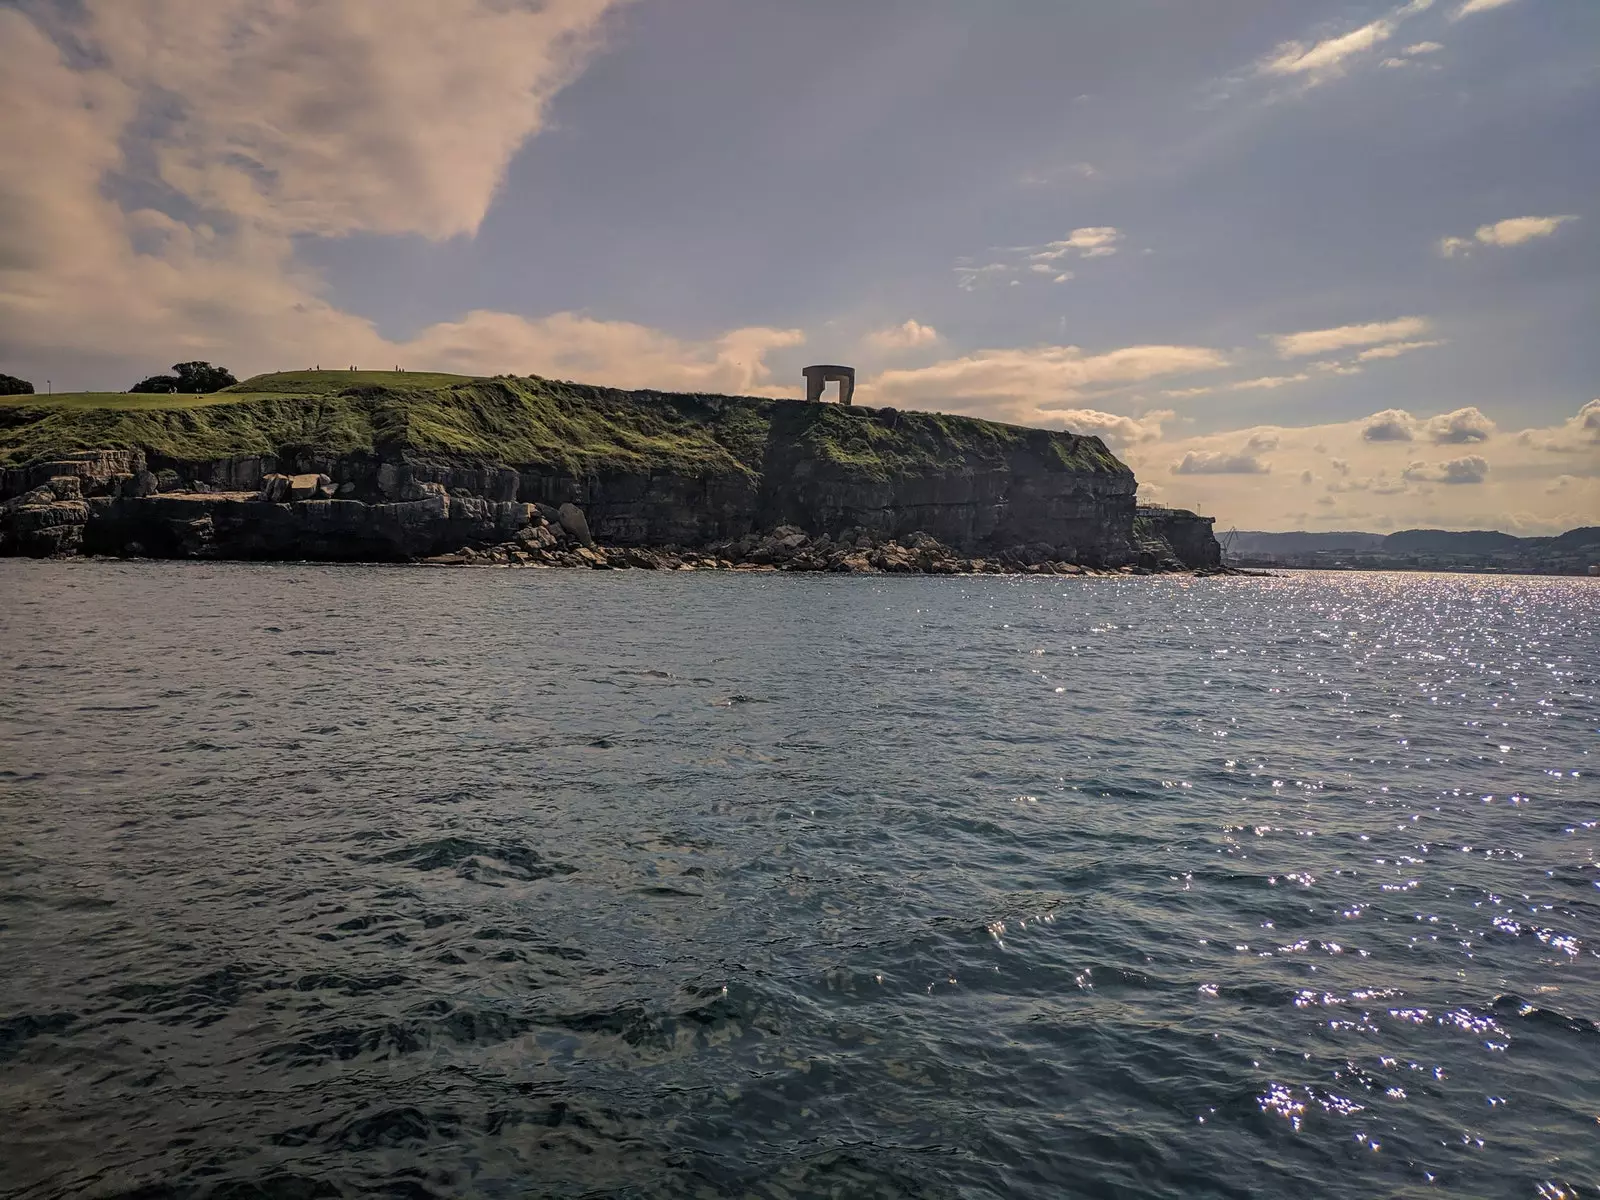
[0,370,1225,574]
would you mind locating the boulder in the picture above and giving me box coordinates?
[259,474,291,502]
[558,503,593,547]
[287,473,321,500]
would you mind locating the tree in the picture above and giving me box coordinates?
[130,361,238,394]
[0,373,33,396]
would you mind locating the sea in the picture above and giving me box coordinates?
[1,561,1595,1200]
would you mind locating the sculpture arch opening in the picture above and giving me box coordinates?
[802,364,855,406]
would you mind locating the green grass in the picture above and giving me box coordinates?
[0,370,1130,482]
[0,391,270,412]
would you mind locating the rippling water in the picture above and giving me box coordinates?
[1,562,1596,1199]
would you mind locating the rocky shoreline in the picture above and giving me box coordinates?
[2,441,1234,575]
[416,519,1251,576]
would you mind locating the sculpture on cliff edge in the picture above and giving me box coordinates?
[802,364,855,405]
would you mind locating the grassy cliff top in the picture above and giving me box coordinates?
[0,370,1128,480]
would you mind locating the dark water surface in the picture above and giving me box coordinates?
[1,562,1596,1199]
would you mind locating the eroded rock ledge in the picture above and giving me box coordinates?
[1,443,1227,574]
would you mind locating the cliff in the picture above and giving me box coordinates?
[0,371,1219,571]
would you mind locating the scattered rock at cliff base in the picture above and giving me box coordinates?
[558,503,593,547]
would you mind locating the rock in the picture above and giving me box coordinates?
[558,503,593,547]
[337,481,355,496]
[517,524,558,549]
[47,476,84,501]
[315,474,337,499]
[287,473,321,500]
[155,469,183,493]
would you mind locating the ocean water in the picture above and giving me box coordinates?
[0,561,1595,1200]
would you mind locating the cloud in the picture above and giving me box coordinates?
[1172,449,1272,475]
[1233,373,1312,390]
[1439,215,1578,256]
[1453,0,1519,18]
[1274,318,1431,358]
[1116,403,1597,534]
[1356,339,1446,360]
[397,311,805,394]
[1362,409,1418,442]
[1518,399,1600,454]
[864,320,940,352]
[1424,406,1496,444]
[869,344,1227,425]
[1403,455,1490,484]
[1259,0,1433,84]
[959,228,1122,288]
[73,0,623,241]
[1053,409,1172,448]
[1030,227,1123,261]
[1381,40,1444,67]
[3,0,779,394]
[954,262,1013,291]
[0,0,819,402]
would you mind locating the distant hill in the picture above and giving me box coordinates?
[1383,529,1529,555]
[1227,531,1386,556]
[1226,526,1600,575]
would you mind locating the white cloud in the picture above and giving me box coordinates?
[78,0,623,241]
[1518,399,1600,454]
[955,227,1121,289]
[1030,227,1123,261]
[864,320,941,352]
[954,262,1014,291]
[1172,449,1272,476]
[866,343,1227,426]
[1356,339,1446,361]
[401,312,805,394]
[1259,1,1433,84]
[1425,406,1496,444]
[1233,373,1312,390]
[1439,215,1578,256]
[1453,0,1520,18]
[1475,215,1578,247]
[1362,409,1419,442]
[1116,401,1597,535]
[1053,409,1172,448]
[1274,317,1432,359]
[1382,40,1444,66]
[1403,455,1490,484]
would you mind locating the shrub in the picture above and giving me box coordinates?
[130,361,238,394]
[0,373,34,396]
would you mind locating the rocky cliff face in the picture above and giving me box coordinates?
[0,375,1219,570]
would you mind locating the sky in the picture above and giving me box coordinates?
[1,0,1596,534]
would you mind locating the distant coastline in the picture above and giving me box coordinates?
[1224,527,1600,576]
